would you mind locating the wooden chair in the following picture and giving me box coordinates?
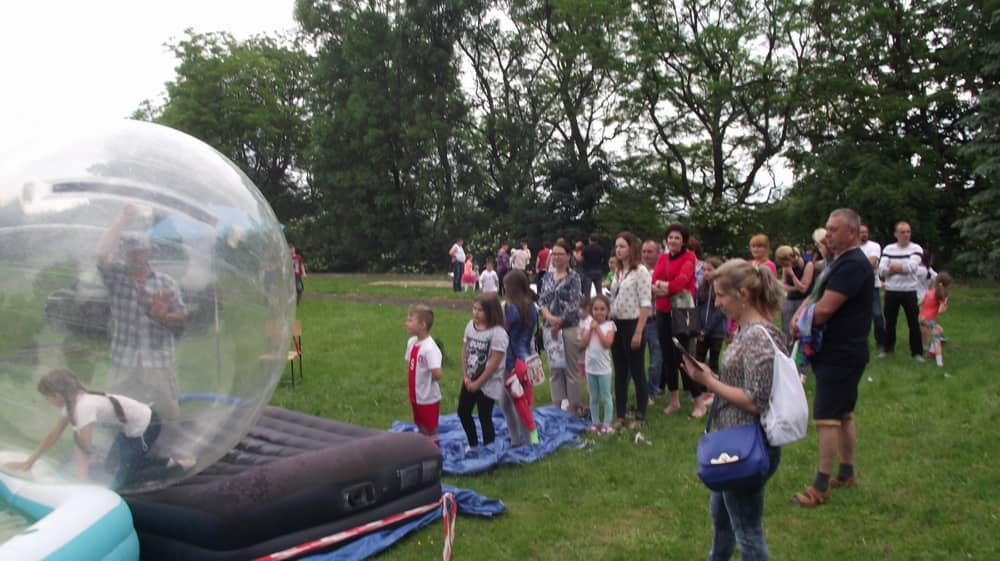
[260,319,303,386]
[288,319,303,386]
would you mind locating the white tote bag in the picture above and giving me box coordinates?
[757,326,809,446]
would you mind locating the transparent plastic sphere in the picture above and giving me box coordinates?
[0,120,295,492]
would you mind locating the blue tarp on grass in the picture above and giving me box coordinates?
[299,485,505,561]
[390,405,591,475]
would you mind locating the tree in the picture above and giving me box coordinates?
[138,30,314,222]
[954,1,1000,278]
[296,0,476,271]
[621,0,810,247]
[458,2,555,242]
[529,0,630,237]
[785,0,984,260]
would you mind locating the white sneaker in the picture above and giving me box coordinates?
[914,355,926,363]
[168,457,197,470]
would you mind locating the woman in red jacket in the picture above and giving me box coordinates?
[651,223,708,417]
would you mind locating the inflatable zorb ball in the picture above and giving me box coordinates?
[0,120,295,492]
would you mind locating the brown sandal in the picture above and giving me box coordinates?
[790,486,830,508]
[830,476,857,489]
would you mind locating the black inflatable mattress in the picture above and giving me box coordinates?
[125,406,442,561]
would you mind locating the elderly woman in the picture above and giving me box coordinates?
[651,223,705,417]
[609,231,652,430]
[681,259,786,561]
[538,238,583,414]
[776,245,815,345]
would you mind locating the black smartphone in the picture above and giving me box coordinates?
[672,337,695,360]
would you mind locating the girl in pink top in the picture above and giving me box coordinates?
[461,253,478,290]
[919,272,952,367]
[748,233,778,278]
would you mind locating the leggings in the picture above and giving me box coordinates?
[587,373,613,426]
[696,336,724,374]
[457,384,496,447]
[612,318,648,420]
[656,311,704,398]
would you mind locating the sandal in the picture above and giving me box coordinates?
[830,476,857,489]
[789,486,830,508]
[663,403,681,415]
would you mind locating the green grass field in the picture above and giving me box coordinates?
[268,276,1000,561]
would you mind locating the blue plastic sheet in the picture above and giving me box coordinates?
[390,405,591,475]
[299,485,505,561]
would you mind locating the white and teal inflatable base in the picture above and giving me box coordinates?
[0,470,137,561]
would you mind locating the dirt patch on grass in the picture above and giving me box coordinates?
[369,280,452,288]
[306,292,470,310]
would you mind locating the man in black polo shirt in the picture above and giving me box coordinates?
[791,208,873,508]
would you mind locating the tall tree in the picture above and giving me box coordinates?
[621,0,810,248]
[458,2,555,242]
[512,0,629,238]
[296,0,474,271]
[954,1,1000,278]
[137,30,314,221]
[786,0,983,260]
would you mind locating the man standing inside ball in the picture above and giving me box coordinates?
[96,204,186,421]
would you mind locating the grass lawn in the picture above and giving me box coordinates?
[271,276,1000,561]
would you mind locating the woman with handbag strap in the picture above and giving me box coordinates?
[538,238,583,416]
[681,259,786,561]
[651,223,705,416]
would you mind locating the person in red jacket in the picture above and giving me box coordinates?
[651,223,707,417]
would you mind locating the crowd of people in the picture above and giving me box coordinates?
[429,210,952,559]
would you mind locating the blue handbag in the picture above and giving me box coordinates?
[696,399,770,492]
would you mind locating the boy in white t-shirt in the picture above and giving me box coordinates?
[404,304,443,446]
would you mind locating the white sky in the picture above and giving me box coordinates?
[0,1,299,156]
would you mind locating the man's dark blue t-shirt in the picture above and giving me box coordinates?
[813,247,874,368]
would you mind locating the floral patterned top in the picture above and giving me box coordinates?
[609,265,652,320]
[712,321,786,431]
[539,270,582,328]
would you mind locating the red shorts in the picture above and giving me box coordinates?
[411,401,440,432]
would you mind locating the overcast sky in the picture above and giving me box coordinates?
[0,1,298,156]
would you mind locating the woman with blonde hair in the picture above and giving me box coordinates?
[681,259,786,561]
[775,245,815,344]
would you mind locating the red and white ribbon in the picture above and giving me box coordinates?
[255,492,457,561]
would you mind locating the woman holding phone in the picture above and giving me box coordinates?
[680,259,786,561]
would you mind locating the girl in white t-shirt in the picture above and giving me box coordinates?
[3,368,190,488]
[458,294,509,454]
[579,295,616,433]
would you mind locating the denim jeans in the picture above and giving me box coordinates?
[452,260,463,291]
[707,447,780,561]
[871,286,886,348]
[643,320,662,395]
